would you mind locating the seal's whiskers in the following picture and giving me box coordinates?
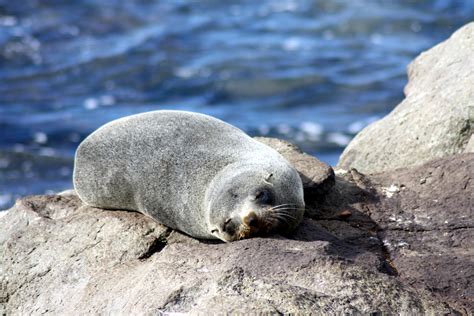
[267,205,304,224]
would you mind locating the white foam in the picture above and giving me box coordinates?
[0,16,17,27]
[13,144,25,152]
[39,147,56,156]
[300,121,323,136]
[282,37,301,51]
[270,1,298,12]
[327,132,351,146]
[410,22,422,32]
[21,161,33,171]
[34,132,48,144]
[60,167,71,176]
[61,25,80,36]
[295,132,305,142]
[348,121,365,134]
[349,116,380,134]
[0,158,10,168]
[99,95,116,106]
[276,123,292,135]
[69,133,81,142]
[370,34,383,45]
[58,189,75,196]
[322,30,334,40]
[0,194,12,210]
[258,125,270,135]
[175,67,197,79]
[84,98,99,110]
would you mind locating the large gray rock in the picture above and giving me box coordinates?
[2,151,472,314]
[338,23,474,173]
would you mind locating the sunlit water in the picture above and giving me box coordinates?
[1,0,473,210]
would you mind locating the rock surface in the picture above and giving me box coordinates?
[338,23,474,173]
[465,134,474,153]
[255,137,335,198]
[1,152,472,314]
[367,154,473,311]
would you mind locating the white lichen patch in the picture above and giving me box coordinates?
[388,215,409,223]
[397,241,409,248]
[334,168,348,176]
[382,184,400,198]
[413,214,431,225]
[286,246,303,252]
[382,239,392,250]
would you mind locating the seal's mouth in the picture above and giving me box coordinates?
[237,204,304,240]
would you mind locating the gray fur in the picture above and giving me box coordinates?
[73,110,304,241]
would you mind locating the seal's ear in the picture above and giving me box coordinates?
[264,173,273,184]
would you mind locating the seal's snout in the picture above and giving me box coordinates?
[243,211,258,227]
[236,210,262,240]
[239,210,278,238]
[224,203,304,241]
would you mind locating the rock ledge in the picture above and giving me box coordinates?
[1,152,472,314]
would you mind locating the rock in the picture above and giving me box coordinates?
[307,153,474,313]
[367,153,474,312]
[255,137,335,199]
[465,134,474,153]
[338,23,474,173]
[0,194,171,315]
[2,153,472,314]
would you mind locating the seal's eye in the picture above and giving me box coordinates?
[211,228,218,234]
[254,190,270,203]
[223,218,232,231]
[222,218,237,235]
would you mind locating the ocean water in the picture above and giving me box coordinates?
[0,0,473,210]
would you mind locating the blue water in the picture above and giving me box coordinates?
[0,0,473,210]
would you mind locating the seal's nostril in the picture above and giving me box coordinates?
[248,217,258,227]
[244,211,258,227]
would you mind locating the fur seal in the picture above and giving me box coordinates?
[73,110,305,242]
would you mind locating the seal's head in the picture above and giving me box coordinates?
[205,162,305,242]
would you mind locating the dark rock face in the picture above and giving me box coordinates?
[368,154,473,312]
[1,153,472,314]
